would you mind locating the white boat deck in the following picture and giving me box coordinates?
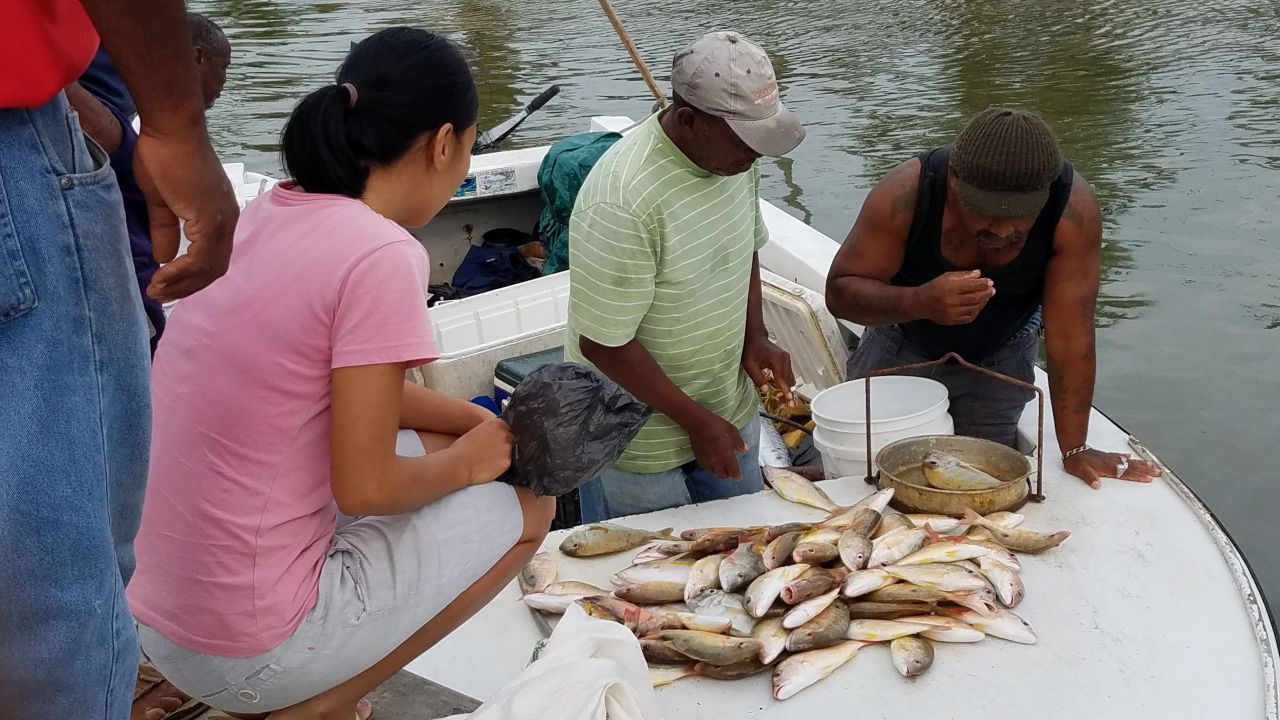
[406,384,1278,718]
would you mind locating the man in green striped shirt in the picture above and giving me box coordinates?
[566,31,806,521]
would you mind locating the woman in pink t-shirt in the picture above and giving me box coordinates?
[127,28,555,720]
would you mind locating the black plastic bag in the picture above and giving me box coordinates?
[497,363,651,497]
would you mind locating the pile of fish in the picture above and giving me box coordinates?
[518,465,1070,701]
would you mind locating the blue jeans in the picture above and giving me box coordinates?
[0,94,150,718]
[578,414,765,522]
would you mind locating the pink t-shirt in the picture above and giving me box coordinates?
[128,184,439,657]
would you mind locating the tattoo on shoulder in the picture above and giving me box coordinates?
[890,187,915,218]
[1061,197,1086,229]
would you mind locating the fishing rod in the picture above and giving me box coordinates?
[472,84,561,154]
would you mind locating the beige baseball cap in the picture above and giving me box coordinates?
[671,31,806,157]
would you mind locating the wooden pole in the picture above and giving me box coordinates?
[597,0,669,109]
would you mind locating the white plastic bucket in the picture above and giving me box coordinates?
[810,376,955,479]
[810,376,951,433]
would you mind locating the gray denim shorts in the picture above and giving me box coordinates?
[137,430,522,713]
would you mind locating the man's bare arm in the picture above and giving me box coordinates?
[1043,175,1102,454]
[78,0,238,301]
[825,158,925,325]
[1044,173,1161,487]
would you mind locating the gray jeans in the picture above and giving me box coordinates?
[845,317,1040,448]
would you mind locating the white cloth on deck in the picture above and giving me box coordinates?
[441,603,657,720]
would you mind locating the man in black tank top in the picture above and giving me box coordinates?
[826,108,1159,489]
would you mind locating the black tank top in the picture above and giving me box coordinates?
[893,147,1074,362]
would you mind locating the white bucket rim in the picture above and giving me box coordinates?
[811,376,950,432]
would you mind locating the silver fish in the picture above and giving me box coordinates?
[649,664,697,687]
[783,589,840,630]
[781,567,842,605]
[745,564,811,618]
[693,658,771,680]
[844,618,930,641]
[651,630,762,666]
[687,589,757,638]
[818,507,881,537]
[849,487,895,515]
[884,563,988,593]
[797,527,843,545]
[772,641,869,700]
[559,523,677,557]
[517,551,557,596]
[792,541,840,566]
[890,636,934,677]
[641,638,691,665]
[611,557,695,587]
[613,581,687,606]
[632,540,693,565]
[521,581,609,613]
[903,514,967,535]
[840,568,896,598]
[685,553,724,604]
[675,612,733,634]
[947,607,1037,644]
[873,513,915,539]
[895,542,990,566]
[921,451,1004,490]
[869,527,928,568]
[785,597,851,652]
[763,466,840,512]
[942,586,1001,617]
[763,531,803,571]
[838,530,872,571]
[977,556,1025,607]
[962,509,1070,553]
[751,616,789,664]
[720,539,767,593]
[897,615,985,643]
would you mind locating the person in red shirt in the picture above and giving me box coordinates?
[0,2,238,718]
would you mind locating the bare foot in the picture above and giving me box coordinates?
[130,680,192,720]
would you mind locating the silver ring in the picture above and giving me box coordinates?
[1115,458,1130,477]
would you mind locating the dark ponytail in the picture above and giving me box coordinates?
[281,27,479,197]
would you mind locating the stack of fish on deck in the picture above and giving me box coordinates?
[519,462,1070,701]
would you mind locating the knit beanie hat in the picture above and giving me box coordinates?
[949,107,1063,218]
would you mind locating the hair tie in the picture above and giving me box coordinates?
[340,82,358,109]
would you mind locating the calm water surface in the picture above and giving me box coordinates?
[192,0,1280,600]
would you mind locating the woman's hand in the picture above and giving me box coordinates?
[447,418,514,486]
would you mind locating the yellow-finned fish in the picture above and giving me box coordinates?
[962,508,1071,554]
[921,451,1005,491]
[763,466,841,512]
[890,636,934,677]
[559,523,677,557]
[772,641,870,700]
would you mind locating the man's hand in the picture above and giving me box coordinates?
[742,333,795,404]
[689,412,748,481]
[1064,448,1162,490]
[137,130,238,302]
[914,270,995,325]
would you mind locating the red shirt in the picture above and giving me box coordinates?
[0,0,99,108]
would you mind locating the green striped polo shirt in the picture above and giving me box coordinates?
[565,113,768,473]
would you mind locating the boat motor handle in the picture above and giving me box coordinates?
[526,85,561,113]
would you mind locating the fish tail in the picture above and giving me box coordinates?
[961,508,984,527]
[655,527,677,540]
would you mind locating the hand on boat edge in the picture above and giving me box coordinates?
[1064,449,1162,490]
